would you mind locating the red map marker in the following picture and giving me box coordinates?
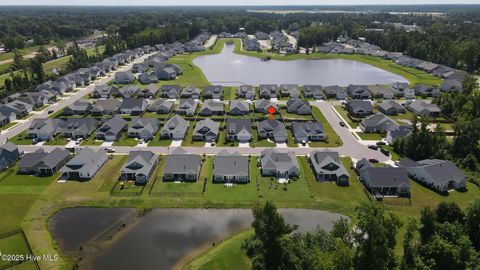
[267,106,276,120]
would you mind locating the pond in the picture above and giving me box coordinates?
[49,208,346,270]
[193,43,408,86]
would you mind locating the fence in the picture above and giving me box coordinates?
[0,229,40,270]
[109,181,145,196]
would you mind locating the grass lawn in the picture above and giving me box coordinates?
[333,105,359,128]
[223,87,236,100]
[80,134,103,146]
[182,124,206,147]
[280,108,314,120]
[310,106,343,147]
[111,181,145,196]
[142,112,170,119]
[357,132,385,140]
[0,167,60,195]
[0,232,32,268]
[389,110,415,125]
[147,138,172,146]
[286,129,298,147]
[0,194,39,234]
[8,132,33,145]
[0,121,18,131]
[184,229,253,270]
[112,133,138,147]
[249,130,276,147]
[43,135,69,146]
[216,129,239,147]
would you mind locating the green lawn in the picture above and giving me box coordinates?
[280,108,314,120]
[80,134,103,146]
[216,129,239,147]
[286,129,298,147]
[8,132,34,145]
[184,229,253,270]
[43,135,69,146]
[333,105,359,128]
[0,121,18,131]
[223,87,236,100]
[0,167,60,195]
[310,106,343,147]
[182,124,206,147]
[357,132,385,140]
[249,130,276,147]
[111,181,145,196]
[0,232,32,268]
[112,133,138,147]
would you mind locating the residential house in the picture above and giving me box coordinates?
[303,85,325,100]
[160,115,188,140]
[254,99,278,114]
[0,142,21,171]
[91,99,121,116]
[148,99,174,114]
[160,85,181,99]
[414,84,440,97]
[26,118,63,141]
[96,116,128,141]
[114,71,135,84]
[360,113,399,133]
[440,79,463,93]
[291,121,325,143]
[346,100,373,118]
[286,98,311,115]
[359,163,410,196]
[407,100,441,117]
[138,84,159,99]
[118,86,140,98]
[259,84,278,99]
[176,99,198,116]
[163,148,201,182]
[204,86,223,99]
[237,85,255,100]
[229,100,249,115]
[120,151,158,184]
[368,85,395,99]
[61,118,98,139]
[92,85,119,99]
[119,98,148,115]
[226,119,252,142]
[279,84,300,98]
[323,85,348,100]
[138,73,158,84]
[310,151,349,185]
[213,150,249,183]
[260,148,300,178]
[128,117,160,140]
[376,100,405,115]
[0,111,16,127]
[399,158,466,193]
[18,148,71,176]
[257,119,287,143]
[243,37,261,51]
[386,126,412,145]
[181,86,201,99]
[60,148,108,180]
[193,118,220,142]
[199,100,224,116]
[156,67,177,80]
[62,99,93,116]
[347,85,372,99]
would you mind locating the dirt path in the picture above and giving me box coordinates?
[0,46,58,66]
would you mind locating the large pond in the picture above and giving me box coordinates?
[193,43,408,86]
[49,208,346,270]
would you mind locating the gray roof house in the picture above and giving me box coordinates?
[0,142,21,171]
[254,99,278,114]
[119,98,148,115]
[118,86,140,98]
[399,158,466,193]
[213,150,249,183]
[407,100,441,117]
[193,118,220,142]
[18,148,71,176]
[91,99,121,116]
[346,100,374,118]
[259,84,278,99]
[414,85,440,97]
[26,118,63,141]
[303,85,325,100]
[237,85,255,100]
[156,67,177,80]
[360,113,399,133]
[286,98,311,115]
[323,85,348,100]
[347,85,372,99]
[226,119,252,142]
[163,148,201,182]
[440,79,463,93]
[359,164,410,196]
[386,126,412,145]
[148,99,174,114]
[176,99,198,116]
[279,84,300,98]
[229,100,250,115]
[92,85,119,99]
[199,100,224,116]
[368,85,395,99]
[310,151,349,185]
[376,100,405,115]
[260,148,300,178]
[257,119,287,143]
[181,86,201,99]
[96,116,128,141]
[128,117,160,140]
[61,118,98,139]
[138,84,159,98]
[160,115,189,140]
[63,99,93,116]
[204,86,223,99]
[60,148,108,180]
[139,73,159,84]
[160,85,181,99]
[291,121,325,143]
[114,71,135,84]
[120,151,158,184]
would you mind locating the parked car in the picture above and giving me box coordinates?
[376,141,386,146]
[48,110,54,114]
[369,158,379,163]
[32,138,39,144]
[104,147,116,153]
[380,148,390,156]
[368,145,378,150]
[339,122,346,127]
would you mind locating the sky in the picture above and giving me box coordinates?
[0,0,480,5]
